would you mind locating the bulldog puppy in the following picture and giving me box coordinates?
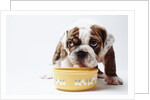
[52,23,123,85]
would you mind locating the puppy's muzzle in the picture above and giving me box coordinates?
[76,51,88,59]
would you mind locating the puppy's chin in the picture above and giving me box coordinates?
[70,59,98,68]
[76,61,98,68]
[69,45,98,68]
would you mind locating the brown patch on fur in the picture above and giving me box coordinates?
[61,49,67,59]
[90,25,107,55]
[52,41,68,64]
[90,25,107,46]
[104,46,117,77]
[89,36,101,55]
[67,27,79,37]
[66,27,81,51]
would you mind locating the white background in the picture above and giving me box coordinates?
[9,0,149,94]
[0,0,149,100]
[6,14,128,95]
[0,0,9,10]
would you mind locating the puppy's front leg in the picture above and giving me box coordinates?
[103,46,123,85]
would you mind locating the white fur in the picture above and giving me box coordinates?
[69,45,98,68]
[60,32,68,53]
[61,56,73,67]
[79,27,91,45]
[105,76,123,85]
[54,60,61,68]
[53,56,73,68]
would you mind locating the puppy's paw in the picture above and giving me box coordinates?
[105,76,123,85]
[40,75,53,79]
[98,73,105,79]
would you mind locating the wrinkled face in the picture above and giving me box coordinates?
[64,25,107,68]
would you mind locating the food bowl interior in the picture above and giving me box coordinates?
[53,67,98,72]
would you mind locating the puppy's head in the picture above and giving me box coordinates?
[61,24,107,68]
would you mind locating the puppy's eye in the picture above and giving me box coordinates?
[68,40,74,47]
[90,40,98,47]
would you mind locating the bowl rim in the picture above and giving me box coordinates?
[53,67,98,73]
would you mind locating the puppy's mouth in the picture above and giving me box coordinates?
[76,61,87,67]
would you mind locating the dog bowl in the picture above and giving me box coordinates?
[53,67,98,91]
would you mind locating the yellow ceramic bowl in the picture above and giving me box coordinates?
[53,67,98,91]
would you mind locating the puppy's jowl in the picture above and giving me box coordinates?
[52,23,123,85]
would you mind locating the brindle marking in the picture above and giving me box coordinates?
[104,46,117,77]
[90,25,107,47]
[66,27,81,52]
[90,25,107,55]
[89,38,101,55]
[52,41,67,64]
[67,27,79,38]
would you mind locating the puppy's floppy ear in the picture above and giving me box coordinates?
[52,41,62,64]
[99,34,115,60]
[60,30,68,48]
[52,31,68,65]
[91,25,107,46]
[100,27,107,46]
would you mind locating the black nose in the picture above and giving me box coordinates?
[76,51,87,59]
